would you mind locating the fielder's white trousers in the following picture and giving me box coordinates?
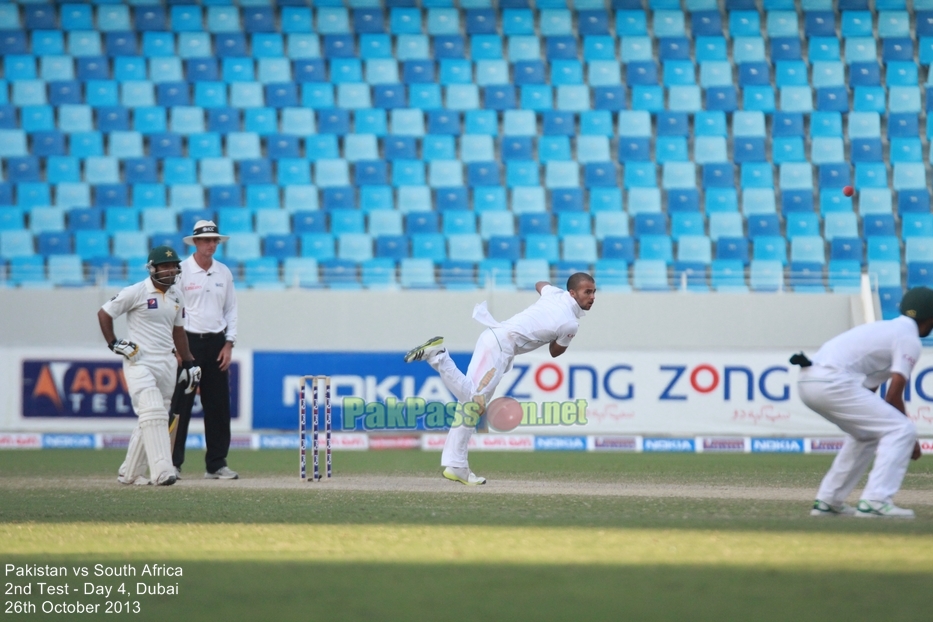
[430,328,515,469]
[798,366,916,504]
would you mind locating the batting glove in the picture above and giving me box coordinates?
[109,339,141,363]
[178,360,202,395]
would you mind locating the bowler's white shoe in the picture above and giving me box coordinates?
[855,499,915,519]
[404,336,445,363]
[810,500,856,517]
[204,466,239,480]
[443,466,486,486]
[173,466,182,480]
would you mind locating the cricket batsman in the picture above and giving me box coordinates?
[97,246,201,486]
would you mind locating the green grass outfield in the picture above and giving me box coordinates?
[2,450,933,621]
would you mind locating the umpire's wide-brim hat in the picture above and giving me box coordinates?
[183,220,229,245]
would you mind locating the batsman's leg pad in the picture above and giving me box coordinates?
[118,426,148,484]
[137,387,174,483]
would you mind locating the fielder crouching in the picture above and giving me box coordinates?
[794,286,933,519]
[97,246,201,486]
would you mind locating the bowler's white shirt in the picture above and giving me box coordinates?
[811,315,922,389]
[500,285,584,355]
[101,278,185,356]
[178,255,238,341]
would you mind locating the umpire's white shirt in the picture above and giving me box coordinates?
[810,315,922,388]
[179,255,238,342]
[101,277,185,357]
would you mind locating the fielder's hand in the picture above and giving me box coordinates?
[178,361,201,395]
[912,441,922,461]
[109,339,140,363]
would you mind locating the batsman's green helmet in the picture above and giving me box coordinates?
[900,287,933,321]
[147,245,181,266]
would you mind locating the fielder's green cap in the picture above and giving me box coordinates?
[900,287,933,321]
[147,245,181,265]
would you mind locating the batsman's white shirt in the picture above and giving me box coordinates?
[810,315,921,388]
[101,278,186,357]
[101,278,186,411]
[178,255,237,341]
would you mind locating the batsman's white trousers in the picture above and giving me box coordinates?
[798,365,917,504]
[120,355,176,478]
[124,355,176,413]
[430,328,515,469]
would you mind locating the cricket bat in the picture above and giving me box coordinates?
[168,384,183,450]
[169,413,179,448]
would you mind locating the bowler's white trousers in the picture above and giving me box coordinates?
[430,328,515,469]
[798,365,916,504]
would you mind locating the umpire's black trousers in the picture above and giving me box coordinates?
[172,331,231,474]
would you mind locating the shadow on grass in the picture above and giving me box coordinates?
[3,450,933,534]
[2,557,929,622]
[3,488,933,535]
[6,449,933,485]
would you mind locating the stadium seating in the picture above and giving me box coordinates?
[0,2,923,295]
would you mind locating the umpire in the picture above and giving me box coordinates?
[171,220,239,480]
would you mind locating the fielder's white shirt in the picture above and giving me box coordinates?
[496,285,584,355]
[811,315,922,389]
[178,255,238,342]
[101,278,185,356]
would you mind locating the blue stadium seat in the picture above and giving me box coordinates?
[509,258,544,290]
[300,233,336,261]
[409,233,444,261]
[899,190,931,215]
[670,212,704,240]
[638,235,673,262]
[790,236,826,264]
[740,175,775,203]
[626,188,661,214]
[124,156,159,184]
[601,235,635,263]
[293,212,326,235]
[318,259,359,290]
[8,255,46,285]
[876,285,903,319]
[903,214,933,239]
[401,213,439,238]
[829,237,864,264]
[632,259,669,291]
[716,237,749,264]
[480,235,517,262]
[358,258,395,290]
[281,256,318,288]
[374,234,409,261]
[824,213,859,241]
[827,259,862,292]
[907,262,933,289]
[752,236,787,264]
[783,213,820,240]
